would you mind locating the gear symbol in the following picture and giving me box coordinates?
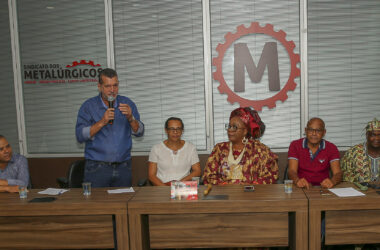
[213,22,300,111]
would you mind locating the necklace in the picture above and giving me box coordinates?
[227,142,246,166]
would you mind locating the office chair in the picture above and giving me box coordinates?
[137,178,148,186]
[27,175,33,189]
[283,164,289,181]
[56,160,85,188]
[277,164,288,184]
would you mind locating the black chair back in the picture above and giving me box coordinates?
[27,175,33,189]
[67,160,86,188]
[284,164,289,181]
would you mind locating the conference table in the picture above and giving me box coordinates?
[4,183,378,249]
[0,187,135,250]
[128,184,308,250]
[304,183,380,250]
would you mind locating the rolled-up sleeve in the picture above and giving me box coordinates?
[76,103,93,143]
[81,126,92,141]
[130,103,144,137]
[132,120,144,136]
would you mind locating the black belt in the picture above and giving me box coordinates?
[87,159,128,165]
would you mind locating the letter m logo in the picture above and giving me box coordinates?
[234,42,280,92]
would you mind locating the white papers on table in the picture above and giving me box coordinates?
[328,187,365,197]
[38,188,69,195]
[107,187,135,194]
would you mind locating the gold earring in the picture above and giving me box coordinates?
[242,137,248,144]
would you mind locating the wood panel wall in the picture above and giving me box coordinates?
[28,151,345,188]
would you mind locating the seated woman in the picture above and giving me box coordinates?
[148,117,201,186]
[203,107,278,185]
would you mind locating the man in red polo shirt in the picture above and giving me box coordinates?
[288,117,342,189]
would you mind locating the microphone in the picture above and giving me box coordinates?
[107,96,115,125]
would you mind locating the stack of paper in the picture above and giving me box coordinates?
[107,187,135,194]
[328,187,365,197]
[38,188,69,195]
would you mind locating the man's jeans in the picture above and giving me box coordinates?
[84,159,132,187]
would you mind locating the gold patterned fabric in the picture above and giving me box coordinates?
[341,143,373,183]
[202,139,278,185]
[366,118,380,132]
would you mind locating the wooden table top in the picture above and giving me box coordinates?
[303,182,380,210]
[0,187,137,216]
[129,184,308,213]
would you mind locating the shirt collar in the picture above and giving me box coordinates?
[98,94,118,109]
[302,138,325,150]
[8,153,15,164]
[1,154,15,171]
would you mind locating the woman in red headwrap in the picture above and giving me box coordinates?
[202,107,278,185]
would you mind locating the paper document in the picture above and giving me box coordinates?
[38,188,69,195]
[328,187,365,197]
[107,187,135,194]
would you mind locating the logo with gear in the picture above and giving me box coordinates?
[213,22,300,111]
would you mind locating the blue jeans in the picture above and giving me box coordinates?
[84,159,132,187]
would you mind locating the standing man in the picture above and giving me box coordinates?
[0,135,30,192]
[287,117,342,189]
[341,118,380,183]
[76,68,144,187]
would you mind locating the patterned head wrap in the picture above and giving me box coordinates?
[230,107,265,139]
[365,118,380,132]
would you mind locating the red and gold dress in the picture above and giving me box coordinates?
[202,139,278,185]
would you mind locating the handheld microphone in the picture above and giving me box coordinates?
[107,96,115,125]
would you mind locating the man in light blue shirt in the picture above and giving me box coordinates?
[76,68,144,187]
[0,135,30,192]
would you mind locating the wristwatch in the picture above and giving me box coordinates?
[128,115,135,123]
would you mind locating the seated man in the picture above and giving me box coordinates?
[287,117,342,189]
[342,118,380,183]
[0,135,30,192]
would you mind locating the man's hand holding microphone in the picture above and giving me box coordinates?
[100,96,115,125]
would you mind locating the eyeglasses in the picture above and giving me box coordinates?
[368,132,380,138]
[306,128,324,134]
[0,144,11,152]
[225,124,245,132]
[167,127,183,133]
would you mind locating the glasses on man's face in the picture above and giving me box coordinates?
[368,132,380,138]
[0,144,11,152]
[225,124,245,132]
[306,128,324,134]
[167,127,183,133]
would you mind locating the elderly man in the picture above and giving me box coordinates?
[76,68,144,187]
[342,118,380,183]
[287,117,342,189]
[0,135,30,192]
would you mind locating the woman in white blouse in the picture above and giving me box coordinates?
[148,117,201,186]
